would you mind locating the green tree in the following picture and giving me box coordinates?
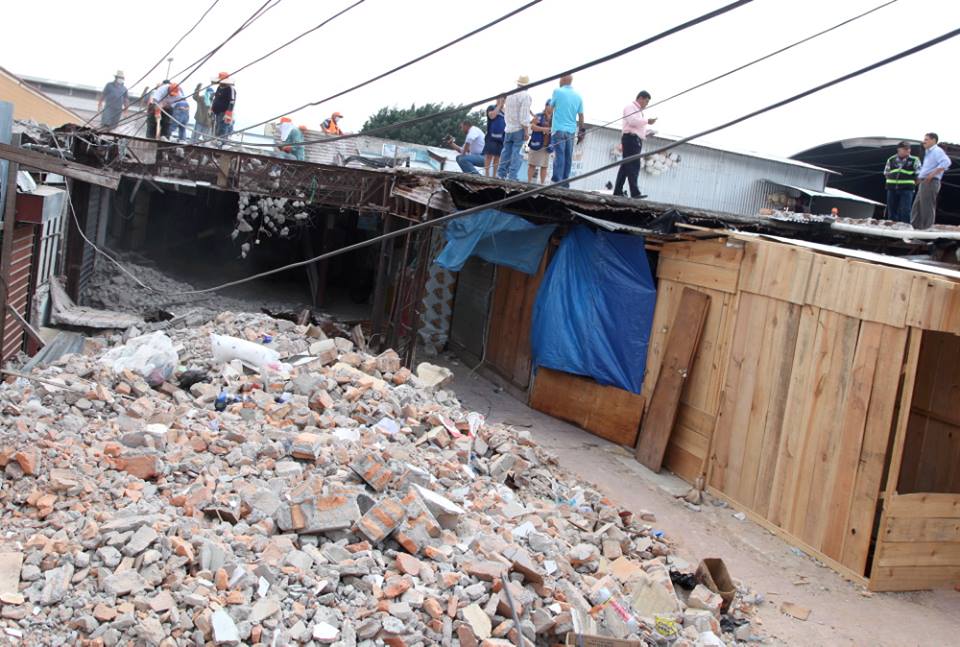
[360,103,486,146]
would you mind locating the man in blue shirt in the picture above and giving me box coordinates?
[910,132,953,229]
[549,74,584,186]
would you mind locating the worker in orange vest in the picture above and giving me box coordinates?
[321,112,343,135]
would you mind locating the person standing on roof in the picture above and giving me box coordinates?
[527,100,553,184]
[614,90,657,199]
[211,72,237,141]
[146,80,172,139]
[98,71,129,131]
[279,124,308,161]
[158,83,182,140]
[549,73,584,186]
[192,81,215,142]
[883,141,921,223]
[322,112,344,135]
[910,132,952,229]
[447,119,486,174]
[483,96,506,176]
[498,78,532,181]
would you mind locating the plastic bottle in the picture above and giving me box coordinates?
[590,587,639,634]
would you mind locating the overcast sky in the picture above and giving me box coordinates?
[3,0,958,156]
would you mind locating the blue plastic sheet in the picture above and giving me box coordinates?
[435,209,556,275]
[531,225,656,394]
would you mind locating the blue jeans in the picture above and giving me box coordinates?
[497,130,525,180]
[214,113,232,139]
[192,122,210,143]
[550,131,575,185]
[457,153,485,174]
[886,188,914,223]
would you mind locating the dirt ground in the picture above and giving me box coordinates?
[444,360,960,647]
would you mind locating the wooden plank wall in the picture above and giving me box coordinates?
[530,368,646,447]
[706,237,915,577]
[897,331,960,494]
[641,238,742,481]
[485,254,548,390]
[870,493,960,591]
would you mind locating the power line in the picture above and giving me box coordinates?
[201,0,754,147]
[102,0,283,134]
[199,0,545,143]
[82,0,222,128]
[85,25,960,297]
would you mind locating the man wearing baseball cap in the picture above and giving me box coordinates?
[497,75,532,181]
[98,70,129,130]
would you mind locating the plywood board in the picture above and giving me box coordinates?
[658,237,744,269]
[806,257,912,327]
[657,257,739,294]
[485,254,547,390]
[530,367,645,447]
[635,288,710,471]
[738,239,814,304]
[906,275,960,334]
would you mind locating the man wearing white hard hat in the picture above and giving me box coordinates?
[98,70,129,130]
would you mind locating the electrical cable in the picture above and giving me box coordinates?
[197,0,754,147]
[102,0,283,134]
[76,25,960,297]
[82,0,222,128]
[194,0,545,145]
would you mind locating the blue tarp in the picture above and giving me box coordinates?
[531,225,656,394]
[436,209,556,275]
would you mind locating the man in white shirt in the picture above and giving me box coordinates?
[910,131,953,229]
[449,120,487,174]
[497,75,533,181]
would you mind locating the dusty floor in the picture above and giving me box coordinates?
[445,360,960,647]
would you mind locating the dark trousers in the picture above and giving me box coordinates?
[159,110,172,139]
[885,188,914,223]
[614,133,642,197]
[146,111,158,139]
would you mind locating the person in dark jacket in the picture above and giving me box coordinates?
[883,141,921,223]
[211,72,236,141]
[483,96,505,176]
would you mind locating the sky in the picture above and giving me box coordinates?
[3,0,958,156]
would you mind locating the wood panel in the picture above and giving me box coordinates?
[530,368,645,447]
[642,277,737,482]
[635,288,710,471]
[658,237,744,268]
[738,239,814,304]
[806,256,912,327]
[870,492,960,591]
[906,275,960,334]
[710,298,908,575]
[657,257,739,294]
[485,254,547,390]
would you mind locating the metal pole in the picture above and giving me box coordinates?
[165,58,174,80]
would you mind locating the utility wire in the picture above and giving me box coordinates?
[82,0,222,128]
[102,0,283,134]
[197,0,545,143]
[83,26,960,297]
[200,0,754,147]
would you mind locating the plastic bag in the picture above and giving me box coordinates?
[101,331,178,386]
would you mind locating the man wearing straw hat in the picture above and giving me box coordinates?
[98,71,129,130]
[497,75,532,181]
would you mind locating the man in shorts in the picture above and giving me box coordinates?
[527,100,553,184]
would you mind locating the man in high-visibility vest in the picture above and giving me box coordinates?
[883,141,921,223]
[321,112,343,136]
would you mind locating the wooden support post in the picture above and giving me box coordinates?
[370,214,396,351]
[635,287,711,471]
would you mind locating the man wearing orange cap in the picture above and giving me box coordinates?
[211,72,237,141]
[146,80,179,139]
[321,112,343,136]
[278,117,294,141]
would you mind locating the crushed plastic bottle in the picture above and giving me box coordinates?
[589,587,639,635]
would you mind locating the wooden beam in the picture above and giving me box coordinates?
[635,288,711,471]
[6,304,44,348]
[0,142,120,190]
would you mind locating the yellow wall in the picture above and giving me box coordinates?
[0,68,80,126]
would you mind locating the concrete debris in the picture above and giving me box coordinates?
[0,310,758,645]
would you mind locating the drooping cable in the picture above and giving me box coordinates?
[79,26,960,297]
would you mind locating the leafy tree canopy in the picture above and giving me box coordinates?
[360,103,486,147]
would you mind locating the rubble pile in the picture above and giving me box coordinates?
[0,313,759,646]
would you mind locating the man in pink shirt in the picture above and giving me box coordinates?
[614,91,657,199]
